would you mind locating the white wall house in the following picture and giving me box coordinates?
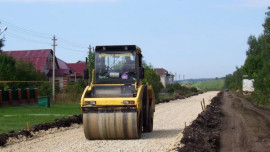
[154,68,174,88]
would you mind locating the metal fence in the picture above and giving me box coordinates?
[0,88,38,107]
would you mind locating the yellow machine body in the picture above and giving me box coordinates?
[81,45,155,139]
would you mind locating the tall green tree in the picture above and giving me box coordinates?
[224,66,244,90]
[225,7,270,105]
[243,35,263,78]
[142,62,163,98]
[87,46,95,82]
[254,10,270,101]
[14,60,47,81]
[0,39,3,51]
[0,53,16,81]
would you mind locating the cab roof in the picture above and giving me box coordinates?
[95,45,141,53]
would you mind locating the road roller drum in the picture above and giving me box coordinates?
[83,111,141,139]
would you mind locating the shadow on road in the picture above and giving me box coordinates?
[141,128,182,139]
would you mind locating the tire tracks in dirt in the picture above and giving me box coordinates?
[220,92,270,152]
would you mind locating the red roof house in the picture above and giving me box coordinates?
[67,61,87,81]
[47,58,71,76]
[57,58,70,70]
[4,49,58,75]
[4,49,71,89]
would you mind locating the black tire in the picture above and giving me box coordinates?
[143,106,153,132]
[142,86,154,132]
[142,85,148,131]
[137,111,143,138]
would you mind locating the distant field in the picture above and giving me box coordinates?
[0,104,81,134]
[191,79,225,91]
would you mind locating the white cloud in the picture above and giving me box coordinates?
[0,0,118,3]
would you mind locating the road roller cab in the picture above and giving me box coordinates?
[81,45,155,139]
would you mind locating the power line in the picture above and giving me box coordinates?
[7,32,87,53]
[57,40,88,50]
[1,19,90,53]
[7,31,51,45]
[58,45,87,53]
[0,19,52,39]
[6,26,51,39]
[57,37,88,48]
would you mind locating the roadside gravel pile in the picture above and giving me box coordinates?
[176,91,223,152]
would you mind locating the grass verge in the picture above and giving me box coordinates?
[234,92,270,110]
[0,104,81,134]
[191,79,224,90]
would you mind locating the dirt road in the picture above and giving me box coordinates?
[1,91,218,152]
[220,92,270,152]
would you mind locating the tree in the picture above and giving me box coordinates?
[246,35,259,56]
[263,7,270,37]
[87,46,95,82]
[142,62,163,98]
[225,7,270,106]
[0,54,48,90]
[0,39,3,51]
[0,53,16,81]
[14,60,47,81]
[224,67,244,90]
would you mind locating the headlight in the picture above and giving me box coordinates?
[123,100,135,104]
[85,101,96,105]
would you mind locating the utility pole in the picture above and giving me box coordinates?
[88,45,92,53]
[183,75,185,84]
[88,45,92,83]
[52,35,57,102]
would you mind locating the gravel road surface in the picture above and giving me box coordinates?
[1,91,218,152]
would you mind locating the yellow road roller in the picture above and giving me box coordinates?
[81,45,155,139]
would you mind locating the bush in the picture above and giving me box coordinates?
[166,83,200,97]
[64,80,86,95]
[54,80,87,104]
[39,82,52,96]
[142,63,163,98]
[190,87,199,93]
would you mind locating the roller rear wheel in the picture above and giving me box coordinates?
[143,106,153,132]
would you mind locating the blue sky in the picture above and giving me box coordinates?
[0,0,269,79]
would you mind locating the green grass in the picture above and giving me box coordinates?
[264,103,270,109]
[191,79,225,91]
[235,92,270,110]
[158,94,174,100]
[0,104,81,134]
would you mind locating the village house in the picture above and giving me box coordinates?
[4,49,72,89]
[154,68,174,88]
[47,58,72,89]
[67,61,87,82]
